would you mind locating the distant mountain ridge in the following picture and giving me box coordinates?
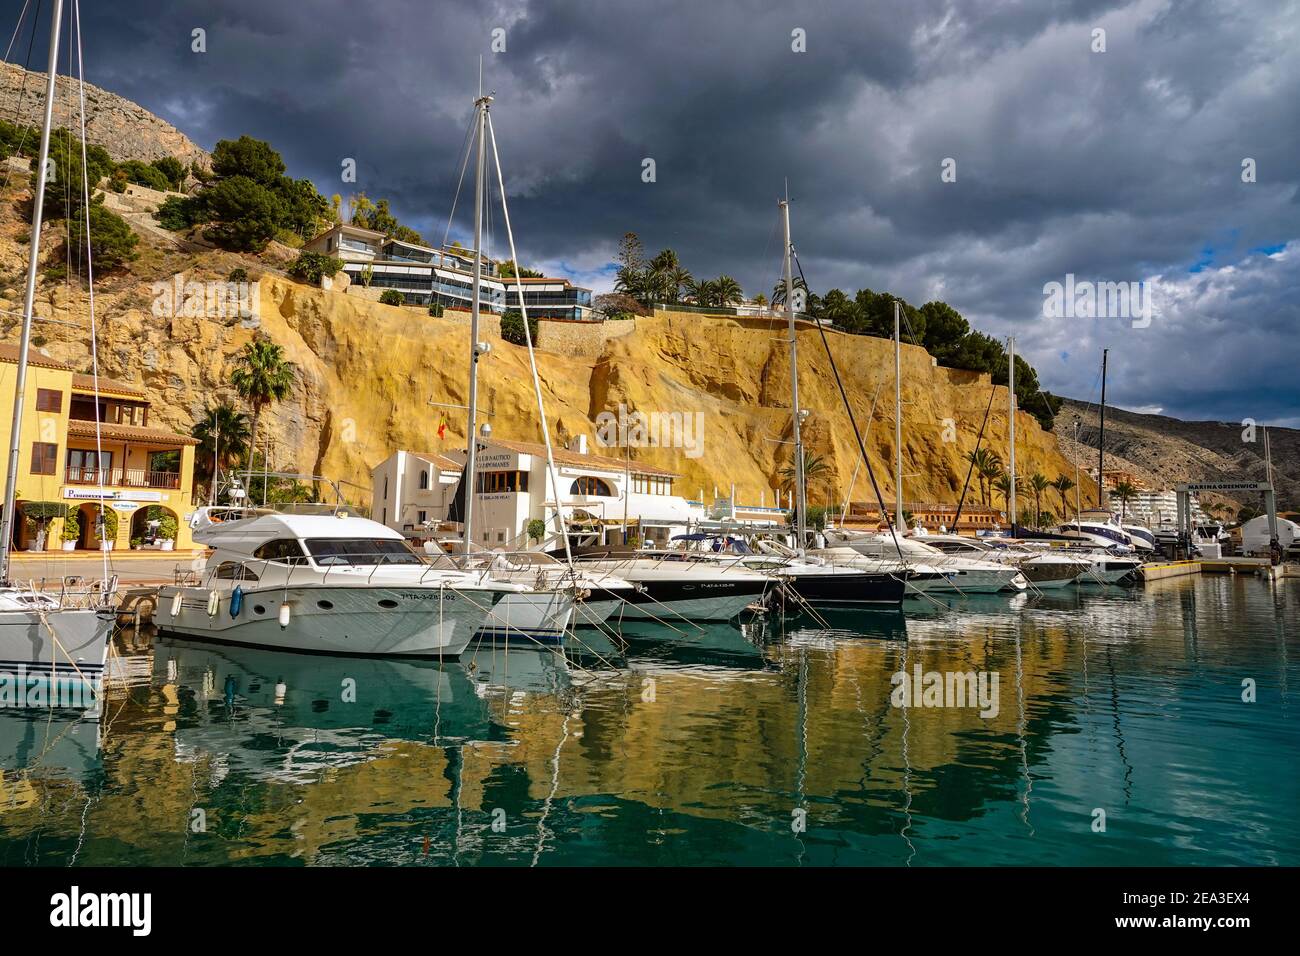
[1,61,208,166]
[1057,398,1298,513]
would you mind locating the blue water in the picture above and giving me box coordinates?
[1,575,1295,866]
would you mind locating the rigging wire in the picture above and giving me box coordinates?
[788,246,907,565]
[72,0,110,585]
[0,0,44,195]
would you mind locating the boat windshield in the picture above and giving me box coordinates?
[303,538,425,566]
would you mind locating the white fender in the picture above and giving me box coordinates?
[206,590,219,617]
[170,592,183,617]
[278,602,291,629]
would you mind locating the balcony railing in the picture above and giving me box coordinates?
[65,467,181,490]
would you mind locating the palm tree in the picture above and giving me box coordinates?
[191,402,251,486]
[714,275,743,306]
[669,267,693,304]
[688,278,718,307]
[1028,472,1052,530]
[992,472,1014,517]
[965,448,998,506]
[771,275,809,307]
[1052,474,1077,520]
[780,451,831,497]
[230,338,297,493]
[1112,480,1138,522]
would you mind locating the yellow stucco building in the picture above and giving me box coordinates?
[0,344,198,552]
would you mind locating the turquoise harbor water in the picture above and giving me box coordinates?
[1,575,1295,866]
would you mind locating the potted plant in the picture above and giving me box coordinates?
[61,507,80,551]
[526,518,546,545]
[97,504,119,551]
[130,536,144,550]
[158,514,178,551]
[23,501,64,551]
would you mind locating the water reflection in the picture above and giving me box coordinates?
[0,577,1295,866]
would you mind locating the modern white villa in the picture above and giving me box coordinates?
[370,436,785,550]
[304,224,597,322]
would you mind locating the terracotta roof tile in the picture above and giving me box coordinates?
[66,419,198,446]
[71,373,148,398]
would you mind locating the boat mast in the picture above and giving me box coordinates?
[0,0,64,584]
[1008,335,1017,529]
[1097,348,1108,508]
[461,92,491,563]
[780,195,806,551]
[894,301,904,532]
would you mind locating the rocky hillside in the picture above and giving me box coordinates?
[0,74,1093,513]
[1056,398,1298,514]
[1,62,208,167]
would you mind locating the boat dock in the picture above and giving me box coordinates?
[1139,557,1298,582]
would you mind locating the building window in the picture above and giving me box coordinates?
[30,442,58,475]
[632,474,672,495]
[417,510,427,524]
[419,469,429,490]
[477,470,528,493]
[36,388,62,413]
[570,476,614,497]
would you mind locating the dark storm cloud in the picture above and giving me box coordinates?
[6,0,1297,423]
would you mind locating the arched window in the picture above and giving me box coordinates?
[570,476,613,497]
[418,470,429,490]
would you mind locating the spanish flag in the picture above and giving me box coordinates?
[437,416,447,440]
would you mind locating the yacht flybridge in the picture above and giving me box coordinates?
[155,507,548,657]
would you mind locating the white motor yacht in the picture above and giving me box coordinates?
[572,549,772,622]
[821,529,1027,593]
[1051,510,1137,549]
[155,507,537,657]
[467,551,637,633]
[912,534,1088,589]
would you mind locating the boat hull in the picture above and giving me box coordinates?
[777,571,906,608]
[154,583,495,657]
[590,578,768,622]
[475,590,575,644]
[0,607,114,706]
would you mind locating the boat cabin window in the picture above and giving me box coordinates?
[214,562,260,581]
[253,539,307,563]
[303,538,424,566]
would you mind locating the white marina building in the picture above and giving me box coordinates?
[370,437,785,550]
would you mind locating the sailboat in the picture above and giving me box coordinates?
[751,196,906,609]
[820,303,1024,593]
[0,0,116,700]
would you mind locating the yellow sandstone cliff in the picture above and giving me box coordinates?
[0,260,1091,514]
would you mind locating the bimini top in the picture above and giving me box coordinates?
[193,508,403,553]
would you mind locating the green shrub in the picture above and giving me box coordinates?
[116,159,171,191]
[61,507,80,542]
[427,301,444,317]
[228,267,249,283]
[158,514,179,541]
[69,202,139,271]
[499,309,538,346]
[202,176,284,252]
[288,251,343,284]
[211,135,286,186]
[379,289,404,306]
[150,156,186,189]
[155,195,207,231]
[527,518,546,542]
